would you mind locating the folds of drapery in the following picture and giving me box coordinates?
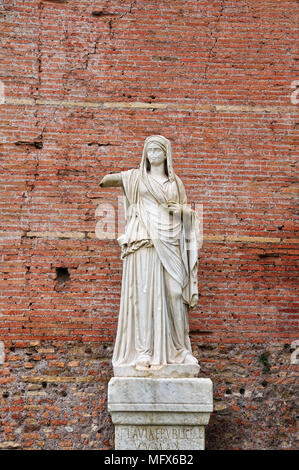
[112,245,193,366]
[117,168,199,309]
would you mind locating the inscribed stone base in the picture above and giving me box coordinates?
[108,377,213,450]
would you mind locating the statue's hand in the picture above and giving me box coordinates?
[166,202,182,218]
[167,202,194,221]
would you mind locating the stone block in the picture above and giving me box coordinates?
[108,377,213,450]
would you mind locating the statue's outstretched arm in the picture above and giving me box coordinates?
[99,173,123,188]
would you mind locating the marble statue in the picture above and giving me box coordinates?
[100,135,200,372]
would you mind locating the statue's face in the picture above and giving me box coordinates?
[146,143,166,166]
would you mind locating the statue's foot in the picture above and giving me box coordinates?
[135,356,151,369]
[184,353,198,365]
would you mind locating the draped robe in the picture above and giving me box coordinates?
[112,167,199,367]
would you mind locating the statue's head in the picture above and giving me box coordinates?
[145,140,168,175]
[141,135,174,180]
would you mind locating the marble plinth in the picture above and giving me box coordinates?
[113,363,200,378]
[108,377,213,450]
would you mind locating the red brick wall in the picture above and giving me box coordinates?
[0,0,298,450]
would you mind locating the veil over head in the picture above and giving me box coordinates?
[140,135,175,182]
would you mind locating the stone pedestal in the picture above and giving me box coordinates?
[108,377,213,450]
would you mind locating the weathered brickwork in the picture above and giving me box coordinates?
[0,340,113,449]
[0,0,298,450]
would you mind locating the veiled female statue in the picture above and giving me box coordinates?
[100,135,200,373]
